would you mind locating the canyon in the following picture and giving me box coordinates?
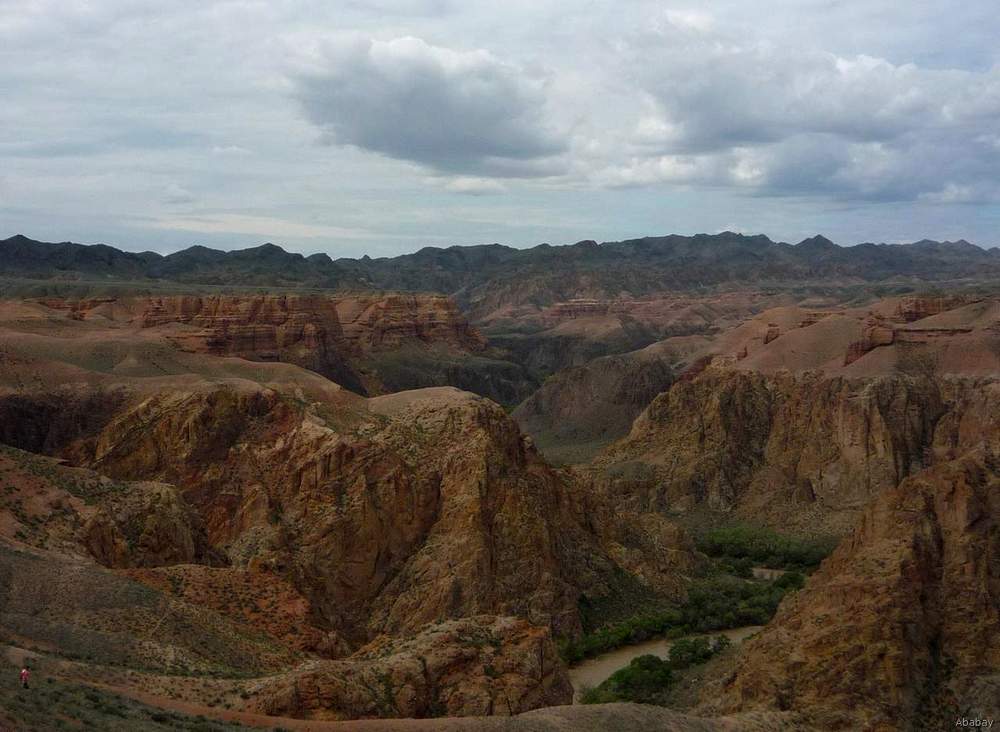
[27,293,533,405]
[0,296,700,723]
[1,235,1000,731]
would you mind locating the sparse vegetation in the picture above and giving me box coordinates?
[0,660,249,731]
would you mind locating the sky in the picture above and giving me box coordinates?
[1,0,999,257]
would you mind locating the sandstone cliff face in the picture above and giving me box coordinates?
[248,616,573,720]
[892,295,980,322]
[38,294,510,399]
[71,385,698,647]
[513,338,707,464]
[133,293,485,355]
[598,370,1000,534]
[701,451,1000,731]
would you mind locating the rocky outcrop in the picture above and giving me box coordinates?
[598,370,1000,534]
[843,318,896,365]
[702,451,1000,730]
[842,297,984,366]
[80,481,218,569]
[248,616,573,720]
[0,442,216,569]
[893,295,979,322]
[69,384,698,647]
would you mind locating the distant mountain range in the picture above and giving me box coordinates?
[3,233,999,312]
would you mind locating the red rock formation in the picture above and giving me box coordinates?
[248,616,573,720]
[36,294,489,395]
[73,385,697,646]
[797,311,840,328]
[843,317,896,365]
[599,370,1000,534]
[703,451,1000,730]
[80,481,218,569]
[135,293,485,358]
[893,295,979,322]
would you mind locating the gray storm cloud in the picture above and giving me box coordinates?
[291,36,567,176]
[599,20,1000,203]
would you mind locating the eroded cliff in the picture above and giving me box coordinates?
[699,451,1000,730]
[598,369,1000,534]
[34,294,534,404]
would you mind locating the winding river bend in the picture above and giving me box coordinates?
[568,625,763,701]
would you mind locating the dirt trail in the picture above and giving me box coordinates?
[567,626,763,700]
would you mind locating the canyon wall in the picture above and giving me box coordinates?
[57,385,698,647]
[34,294,536,404]
[700,451,1000,730]
[598,369,1000,534]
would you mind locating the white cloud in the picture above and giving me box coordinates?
[289,35,567,176]
[441,177,508,195]
[662,9,714,33]
[210,145,252,156]
[588,20,1000,203]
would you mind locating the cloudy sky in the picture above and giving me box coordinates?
[2,0,999,256]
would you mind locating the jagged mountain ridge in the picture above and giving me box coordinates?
[4,233,1000,313]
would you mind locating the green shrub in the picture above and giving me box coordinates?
[581,632,738,705]
[561,573,801,664]
[668,637,712,670]
[604,654,673,703]
[695,525,836,570]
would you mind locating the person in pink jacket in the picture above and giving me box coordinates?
[19,665,30,689]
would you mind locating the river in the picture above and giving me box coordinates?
[567,625,763,701]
